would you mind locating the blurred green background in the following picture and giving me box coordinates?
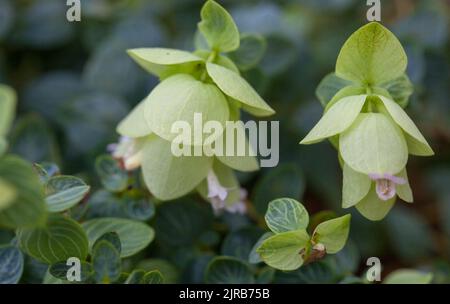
[0,0,449,282]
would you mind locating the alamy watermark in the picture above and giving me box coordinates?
[66,0,81,22]
[367,0,381,22]
[170,113,279,168]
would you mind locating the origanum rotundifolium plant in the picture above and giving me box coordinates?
[300,22,434,221]
[253,198,351,271]
[112,0,274,214]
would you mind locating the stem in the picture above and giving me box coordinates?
[200,50,218,82]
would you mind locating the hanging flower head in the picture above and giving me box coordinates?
[300,22,433,221]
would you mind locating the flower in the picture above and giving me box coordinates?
[108,136,143,171]
[368,173,406,201]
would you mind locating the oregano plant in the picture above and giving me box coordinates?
[113,0,274,213]
[301,22,434,221]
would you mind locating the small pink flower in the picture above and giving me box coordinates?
[207,170,228,201]
[368,173,406,201]
[108,136,142,171]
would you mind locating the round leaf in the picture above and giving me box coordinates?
[45,175,90,212]
[257,230,310,271]
[17,215,89,264]
[312,214,351,254]
[82,218,154,258]
[265,198,309,234]
[383,269,433,284]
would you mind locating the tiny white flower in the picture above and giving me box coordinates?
[206,170,247,215]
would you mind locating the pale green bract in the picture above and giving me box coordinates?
[141,135,212,201]
[117,100,152,138]
[265,198,309,234]
[312,214,351,254]
[301,95,367,144]
[396,169,413,203]
[257,230,310,271]
[339,113,408,175]
[127,48,203,79]
[378,95,434,156]
[336,22,407,85]
[198,0,240,53]
[206,63,275,117]
[342,164,371,209]
[144,74,229,145]
[356,185,396,221]
[215,120,259,172]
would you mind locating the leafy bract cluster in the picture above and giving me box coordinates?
[115,0,273,212]
[254,198,350,271]
[301,22,434,221]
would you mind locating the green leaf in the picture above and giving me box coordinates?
[301,95,367,145]
[144,74,229,145]
[205,256,254,284]
[257,230,310,271]
[229,33,267,71]
[136,259,179,283]
[142,270,164,284]
[356,185,396,221]
[17,214,89,264]
[0,177,17,211]
[92,240,121,283]
[117,99,152,138]
[206,63,274,117]
[82,218,154,258]
[339,113,408,175]
[383,269,433,284]
[312,214,351,254]
[141,135,212,200]
[316,73,353,107]
[265,198,309,234]
[0,84,16,136]
[154,199,213,247]
[342,163,371,209]
[49,261,93,282]
[378,95,434,156]
[198,0,240,53]
[379,74,414,108]
[95,155,128,192]
[0,245,24,284]
[33,162,60,184]
[336,22,407,85]
[248,232,274,264]
[124,270,145,284]
[127,48,203,78]
[0,137,7,156]
[93,232,122,255]
[45,175,90,212]
[0,156,47,229]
